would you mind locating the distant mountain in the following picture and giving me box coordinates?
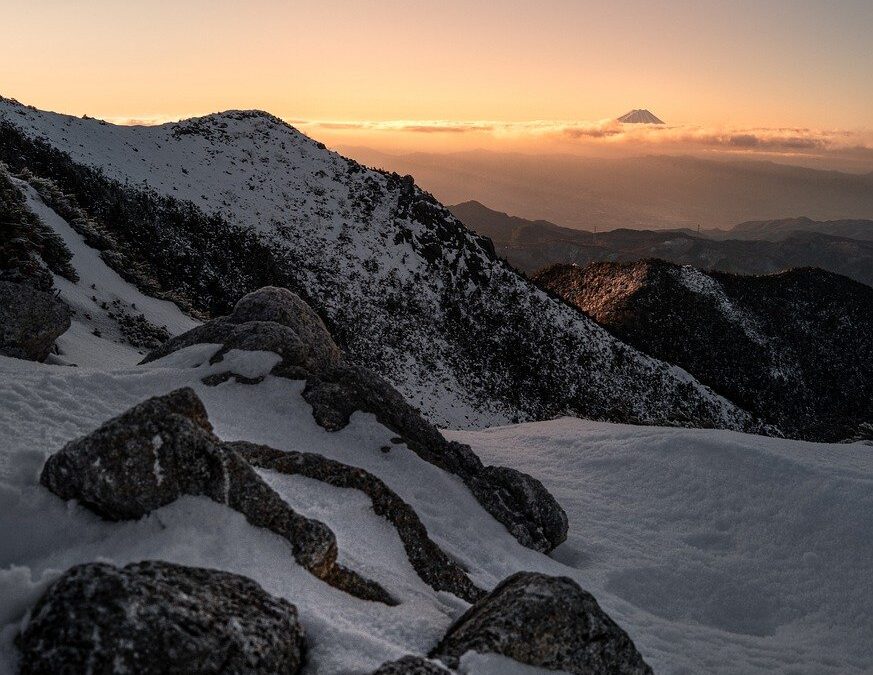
[535,261,873,442]
[617,109,664,124]
[344,148,873,230]
[449,201,873,287]
[730,216,873,241]
[0,97,758,434]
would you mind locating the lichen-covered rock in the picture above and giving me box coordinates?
[40,388,393,604]
[230,441,484,603]
[144,288,568,553]
[372,655,452,674]
[17,560,305,675]
[431,572,653,675]
[143,286,340,372]
[0,280,70,361]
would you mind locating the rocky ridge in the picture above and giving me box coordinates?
[535,260,873,441]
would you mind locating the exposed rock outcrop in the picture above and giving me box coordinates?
[142,286,340,374]
[17,560,305,675]
[40,387,394,604]
[0,280,70,361]
[372,655,452,674]
[431,571,652,675]
[143,288,569,553]
[230,441,484,603]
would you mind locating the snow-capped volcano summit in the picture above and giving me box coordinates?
[617,109,665,124]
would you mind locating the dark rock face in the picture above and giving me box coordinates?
[143,288,569,553]
[231,441,484,603]
[536,261,873,441]
[18,560,305,675]
[431,572,653,675]
[40,387,394,604]
[372,655,452,674]
[0,280,70,361]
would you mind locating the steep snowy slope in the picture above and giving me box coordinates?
[12,178,198,366]
[0,97,757,432]
[447,419,873,674]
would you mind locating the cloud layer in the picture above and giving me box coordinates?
[101,113,873,169]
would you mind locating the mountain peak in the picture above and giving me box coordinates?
[617,109,665,124]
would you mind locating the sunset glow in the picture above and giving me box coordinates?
[3,0,873,168]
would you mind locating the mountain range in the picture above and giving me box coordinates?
[449,200,873,287]
[535,261,873,441]
[343,148,873,231]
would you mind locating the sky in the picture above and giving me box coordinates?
[3,0,873,167]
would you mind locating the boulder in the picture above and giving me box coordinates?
[372,655,452,674]
[431,571,653,675]
[18,560,304,674]
[40,387,393,604]
[143,286,340,372]
[143,288,568,553]
[0,280,70,361]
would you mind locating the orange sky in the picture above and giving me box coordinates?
[3,1,872,165]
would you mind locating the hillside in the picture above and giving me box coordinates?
[0,97,756,434]
[450,201,873,287]
[535,261,873,441]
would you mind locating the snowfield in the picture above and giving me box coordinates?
[0,345,870,673]
[447,420,873,674]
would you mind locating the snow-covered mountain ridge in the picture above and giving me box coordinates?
[535,260,873,441]
[0,96,756,432]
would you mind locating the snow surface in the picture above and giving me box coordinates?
[11,178,198,367]
[0,341,870,673]
[446,420,873,674]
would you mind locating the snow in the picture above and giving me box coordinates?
[1,341,870,673]
[11,178,198,367]
[446,419,873,674]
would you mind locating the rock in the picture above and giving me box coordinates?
[303,364,568,553]
[143,286,340,372]
[143,288,568,553]
[0,280,70,361]
[40,388,394,604]
[431,572,653,675]
[474,466,569,555]
[17,560,305,674]
[230,441,484,603]
[372,655,452,674]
